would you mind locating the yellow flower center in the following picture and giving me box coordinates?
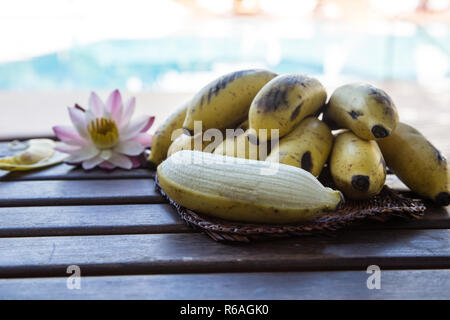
[88,118,119,149]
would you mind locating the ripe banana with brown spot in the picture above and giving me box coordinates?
[377,122,449,206]
[157,150,343,224]
[323,83,399,140]
[265,117,333,177]
[248,74,327,142]
[330,131,386,199]
[147,103,188,168]
[182,69,277,134]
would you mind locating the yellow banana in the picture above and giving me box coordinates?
[182,69,277,134]
[213,129,269,160]
[248,74,327,141]
[378,122,449,206]
[323,83,399,140]
[167,133,210,157]
[265,117,333,177]
[148,103,188,168]
[157,150,343,224]
[330,131,386,199]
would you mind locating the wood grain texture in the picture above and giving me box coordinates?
[0,204,189,237]
[1,270,449,299]
[0,179,164,206]
[0,163,155,181]
[0,203,446,238]
[1,229,450,277]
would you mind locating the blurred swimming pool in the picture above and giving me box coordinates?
[1,25,449,91]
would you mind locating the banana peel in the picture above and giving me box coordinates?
[0,139,67,171]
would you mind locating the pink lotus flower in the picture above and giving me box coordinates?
[53,90,154,170]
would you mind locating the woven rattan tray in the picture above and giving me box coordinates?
[154,173,426,242]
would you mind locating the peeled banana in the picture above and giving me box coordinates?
[265,117,333,177]
[157,150,343,224]
[323,83,399,140]
[148,103,188,168]
[183,69,277,134]
[248,74,327,142]
[377,122,449,206]
[0,139,66,171]
[330,131,386,199]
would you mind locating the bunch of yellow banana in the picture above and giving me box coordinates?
[320,83,447,204]
[148,69,278,166]
[148,70,328,167]
[149,69,447,225]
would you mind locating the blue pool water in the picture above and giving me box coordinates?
[1,27,449,90]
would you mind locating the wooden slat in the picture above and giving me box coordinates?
[0,179,164,206]
[0,204,189,237]
[0,203,447,238]
[1,229,450,277]
[1,269,449,299]
[0,163,155,181]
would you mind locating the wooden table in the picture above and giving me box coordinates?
[0,157,449,300]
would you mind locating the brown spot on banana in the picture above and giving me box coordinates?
[351,175,370,192]
[300,151,313,172]
[256,87,289,112]
[206,70,251,104]
[371,125,389,138]
[290,102,303,121]
[348,110,363,119]
[255,75,311,113]
[369,86,393,106]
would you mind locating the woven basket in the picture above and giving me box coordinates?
[154,173,426,242]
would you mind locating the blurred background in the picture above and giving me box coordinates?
[0,0,449,153]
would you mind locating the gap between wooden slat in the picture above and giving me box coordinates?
[0,225,195,238]
[2,254,450,279]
